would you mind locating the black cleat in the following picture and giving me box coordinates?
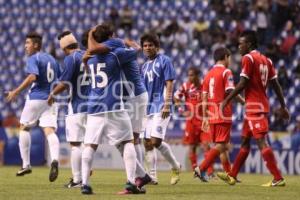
[16,166,32,176]
[64,178,82,188]
[135,174,152,188]
[81,185,93,195]
[117,181,145,195]
[49,160,59,182]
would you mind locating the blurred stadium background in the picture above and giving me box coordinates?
[0,0,300,174]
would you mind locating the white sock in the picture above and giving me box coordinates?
[134,143,144,164]
[145,149,157,181]
[82,146,95,185]
[136,159,146,178]
[46,133,60,161]
[19,130,31,168]
[157,142,180,169]
[122,143,137,184]
[71,145,82,183]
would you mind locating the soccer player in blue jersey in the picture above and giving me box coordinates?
[84,24,152,189]
[6,32,60,182]
[80,24,144,195]
[140,33,181,185]
[47,31,90,188]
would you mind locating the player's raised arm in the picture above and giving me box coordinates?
[87,26,110,54]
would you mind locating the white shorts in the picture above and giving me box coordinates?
[144,113,170,140]
[125,92,148,134]
[84,111,133,146]
[65,113,87,142]
[20,99,58,129]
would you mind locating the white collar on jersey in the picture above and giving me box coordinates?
[214,64,225,68]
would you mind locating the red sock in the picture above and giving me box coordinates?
[222,160,231,174]
[229,148,249,178]
[189,152,197,169]
[204,151,214,175]
[261,147,282,181]
[199,148,220,172]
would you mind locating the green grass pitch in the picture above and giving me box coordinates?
[0,166,298,200]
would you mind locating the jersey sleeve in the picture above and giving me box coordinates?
[174,83,186,99]
[240,55,253,79]
[202,75,209,94]
[59,56,75,81]
[163,56,176,81]
[116,48,137,65]
[25,56,39,75]
[103,38,125,51]
[224,69,235,91]
[267,58,277,80]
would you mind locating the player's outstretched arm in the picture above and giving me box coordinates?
[124,39,141,51]
[6,74,36,102]
[201,92,209,132]
[269,78,290,121]
[47,82,68,106]
[87,28,110,55]
[221,77,248,110]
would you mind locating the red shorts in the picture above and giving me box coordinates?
[242,113,269,139]
[210,123,232,143]
[183,119,211,145]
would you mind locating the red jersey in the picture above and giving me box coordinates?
[240,50,277,116]
[202,64,235,124]
[174,81,202,119]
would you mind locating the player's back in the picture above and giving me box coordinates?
[87,47,127,114]
[60,50,89,113]
[27,52,60,100]
[203,64,234,123]
[103,38,146,97]
[240,50,276,114]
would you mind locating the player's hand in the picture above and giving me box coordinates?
[202,119,210,132]
[6,90,19,102]
[278,107,290,122]
[47,94,55,106]
[82,51,92,67]
[220,100,228,113]
[161,105,171,119]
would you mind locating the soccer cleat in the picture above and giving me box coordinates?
[148,180,158,185]
[81,185,93,194]
[261,178,286,187]
[193,167,208,182]
[170,166,181,185]
[49,160,59,182]
[216,172,236,185]
[135,174,152,188]
[64,178,82,188]
[235,177,242,183]
[16,166,32,176]
[117,181,145,195]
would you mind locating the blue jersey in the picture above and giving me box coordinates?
[59,50,90,114]
[25,52,60,100]
[103,38,146,97]
[142,54,176,115]
[87,47,137,114]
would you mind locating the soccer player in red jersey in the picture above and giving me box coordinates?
[194,47,244,182]
[218,30,290,187]
[174,67,214,175]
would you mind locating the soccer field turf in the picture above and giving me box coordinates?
[0,166,298,200]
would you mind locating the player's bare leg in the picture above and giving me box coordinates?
[44,127,60,182]
[151,137,181,185]
[256,137,285,187]
[16,125,32,176]
[144,138,158,184]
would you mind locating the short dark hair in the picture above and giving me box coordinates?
[140,33,160,48]
[188,66,200,76]
[240,30,258,49]
[81,29,90,49]
[57,30,78,50]
[93,23,114,43]
[26,32,42,50]
[213,47,231,62]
